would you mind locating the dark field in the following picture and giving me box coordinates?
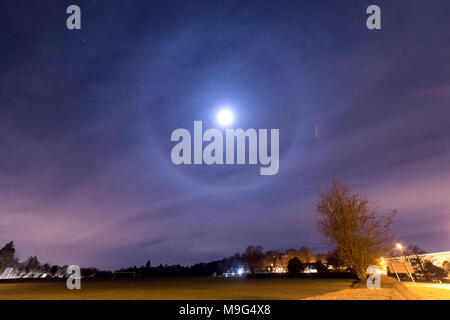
[0,277,354,300]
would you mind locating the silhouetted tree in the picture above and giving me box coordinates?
[298,247,314,263]
[316,180,397,280]
[423,261,447,280]
[404,244,427,256]
[244,245,264,275]
[50,265,59,277]
[314,261,328,273]
[285,248,298,261]
[263,251,278,269]
[326,250,346,270]
[315,253,327,263]
[0,241,19,272]
[403,244,428,280]
[287,257,303,276]
[24,256,41,272]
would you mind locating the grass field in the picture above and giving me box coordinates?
[0,278,356,300]
[2,277,443,300]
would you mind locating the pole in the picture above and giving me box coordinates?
[404,261,416,285]
[400,247,416,285]
[391,262,401,282]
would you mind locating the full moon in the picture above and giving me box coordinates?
[217,108,234,126]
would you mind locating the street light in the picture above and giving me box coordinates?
[396,243,406,257]
[395,242,416,285]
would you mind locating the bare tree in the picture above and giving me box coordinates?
[316,180,396,280]
[263,250,279,271]
[244,245,264,275]
[404,244,426,256]
[297,246,315,263]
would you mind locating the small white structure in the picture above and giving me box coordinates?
[386,250,450,280]
[0,267,13,279]
[387,251,450,269]
[303,266,318,273]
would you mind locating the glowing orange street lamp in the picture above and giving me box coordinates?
[396,243,405,256]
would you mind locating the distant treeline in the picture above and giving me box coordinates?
[116,253,246,277]
[2,241,447,280]
[114,246,349,278]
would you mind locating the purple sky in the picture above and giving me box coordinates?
[0,0,449,269]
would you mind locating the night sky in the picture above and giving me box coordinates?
[0,0,449,269]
